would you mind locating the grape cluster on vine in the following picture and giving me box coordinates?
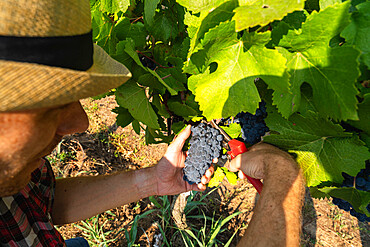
[234,101,269,145]
[183,123,224,184]
[139,55,156,70]
[332,162,370,222]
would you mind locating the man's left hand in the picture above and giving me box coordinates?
[154,125,214,196]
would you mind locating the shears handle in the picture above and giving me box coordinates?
[227,139,263,194]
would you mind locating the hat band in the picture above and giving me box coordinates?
[0,31,93,71]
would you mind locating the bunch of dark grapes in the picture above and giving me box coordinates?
[140,56,157,70]
[234,101,269,145]
[332,162,370,222]
[183,123,224,184]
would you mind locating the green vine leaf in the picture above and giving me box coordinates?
[264,106,370,187]
[221,167,238,185]
[346,94,370,134]
[100,0,130,13]
[167,101,199,119]
[273,2,360,121]
[115,18,148,49]
[312,187,370,216]
[113,106,134,128]
[233,0,305,31]
[144,0,161,26]
[116,39,179,95]
[116,80,160,129]
[341,1,370,69]
[208,167,226,187]
[188,22,289,120]
[184,0,238,64]
[319,0,341,10]
[221,123,241,139]
[176,0,228,13]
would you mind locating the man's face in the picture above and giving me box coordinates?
[0,102,88,197]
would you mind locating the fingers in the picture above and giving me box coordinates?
[224,155,241,172]
[168,125,191,152]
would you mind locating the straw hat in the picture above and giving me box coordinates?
[0,0,131,112]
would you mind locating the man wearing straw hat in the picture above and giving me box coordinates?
[0,0,304,246]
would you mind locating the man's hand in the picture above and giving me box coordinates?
[226,142,296,180]
[155,125,214,196]
[225,142,304,247]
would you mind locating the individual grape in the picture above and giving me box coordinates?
[183,123,224,184]
[234,101,269,145]
[356,177,366,188]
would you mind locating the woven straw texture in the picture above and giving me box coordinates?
[0,0,91,37]
[0,0,131,111]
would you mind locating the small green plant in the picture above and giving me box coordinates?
[149,195,172,246]
[74,213,116,247]
[123,209,156,247]
[179,211,241,247]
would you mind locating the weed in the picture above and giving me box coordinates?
[179,210,241,247]
[121,209,156,247]
[74,213,116,247]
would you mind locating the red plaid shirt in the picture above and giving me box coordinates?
[0,159,66,246]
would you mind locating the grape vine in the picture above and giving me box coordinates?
[91,0,370,217]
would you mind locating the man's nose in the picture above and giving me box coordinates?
[56,101,89,136]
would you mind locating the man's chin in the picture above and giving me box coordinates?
[0,159,39,197]
[0,181,28,197]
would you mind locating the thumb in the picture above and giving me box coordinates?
[167,125,191,152]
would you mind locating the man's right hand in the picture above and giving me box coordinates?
[226,142,296,180]
[226,142,305,247]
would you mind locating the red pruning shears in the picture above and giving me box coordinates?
[210,120,263,194]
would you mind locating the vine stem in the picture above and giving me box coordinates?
[131,16,143,23]
[161,74,172,80]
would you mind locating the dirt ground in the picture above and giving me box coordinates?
[48,96,370,247]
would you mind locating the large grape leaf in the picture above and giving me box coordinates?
[115,80,160,129]
[184,0,238,64]
[232,0,305,31]
[188,22,289,119]
[341,1,370,69]
[100,0,130,13]
[273,2,360,121]
[263,107,370,187]
[176,0,228,12]
[311,187,370,216]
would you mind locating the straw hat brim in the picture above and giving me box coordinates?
[0,44,131,112]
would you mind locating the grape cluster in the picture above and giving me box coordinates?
[234,101,269,145]
[183,123,224,184]
[140,56,156,70]
[332,162,370,222]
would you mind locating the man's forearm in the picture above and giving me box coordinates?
[52,167,157,225]
[238,155,304,247]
